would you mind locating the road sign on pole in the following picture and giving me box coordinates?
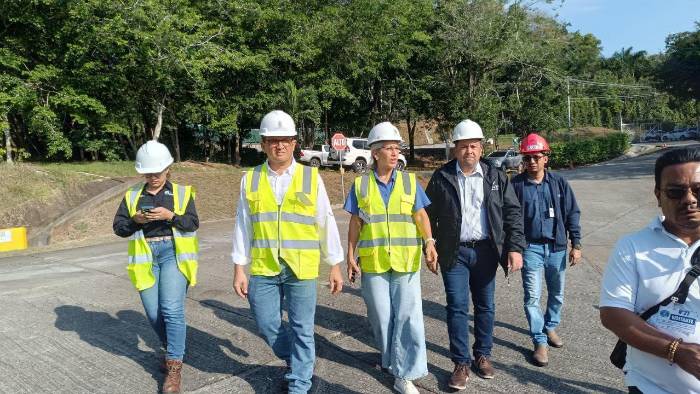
[331,133,347,151]
[331,133,347,197]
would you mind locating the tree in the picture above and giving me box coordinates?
[659,23,700,100]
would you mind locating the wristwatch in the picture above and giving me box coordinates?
[573,243,582,250]
[424,237,436,245]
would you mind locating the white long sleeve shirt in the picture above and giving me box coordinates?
[231,160,344,266]
[456,161,489,241]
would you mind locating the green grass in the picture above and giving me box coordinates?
[38,161,139,177]
[0,163,85,218]
[36,160,230,177]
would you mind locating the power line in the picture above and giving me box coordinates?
[567,78,653,89]
[570,94,660,100]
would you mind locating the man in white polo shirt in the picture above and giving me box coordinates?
[600,146,700,393]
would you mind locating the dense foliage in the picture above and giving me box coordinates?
[0,0,697,163]
[548,132,630,168]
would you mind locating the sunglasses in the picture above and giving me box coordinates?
[661,186,700,200]
[522,155,546,162]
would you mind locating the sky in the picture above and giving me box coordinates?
[535,0,699,57]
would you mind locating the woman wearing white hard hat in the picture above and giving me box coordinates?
[343,121,438,394]
[113,140,199,394]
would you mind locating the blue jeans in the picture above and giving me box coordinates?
[139,239,188,361]
[521,242,567,345]
[248,262,317,394]
[361,270,428,380]
[441,243,498,364]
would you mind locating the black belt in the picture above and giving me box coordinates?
[527,238,555,244]
[459,239,489,248]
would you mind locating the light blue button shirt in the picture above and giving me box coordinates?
[456,161,489,241]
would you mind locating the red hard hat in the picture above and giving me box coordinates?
[520,133,550,154]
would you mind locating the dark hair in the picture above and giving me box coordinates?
[654,146,700,188]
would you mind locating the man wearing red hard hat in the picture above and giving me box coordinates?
[511,133,582,367]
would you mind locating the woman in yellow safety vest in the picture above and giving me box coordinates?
[344,122,438,394]
[113,140,199,394]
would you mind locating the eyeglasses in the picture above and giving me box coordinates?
[265,138,295,146]
[523,155,546,162]
[144,171,166,178]
[455,143,481,151]
[661,185,700,200]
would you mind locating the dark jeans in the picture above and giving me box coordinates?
[441,242,498,364]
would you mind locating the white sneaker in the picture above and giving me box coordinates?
[393,378,420,394]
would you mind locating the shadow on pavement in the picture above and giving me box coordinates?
[495,360,625,394]
[54,306,162,380]
[200,299,368,393]
[54,305,289,393]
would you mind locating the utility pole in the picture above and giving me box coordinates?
[567,78,572,131]
[619,111,623,132]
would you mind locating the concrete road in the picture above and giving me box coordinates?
[0,149,671,393]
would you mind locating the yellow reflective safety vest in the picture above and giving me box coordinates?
[355,171,422,273]
[124,183,199,291]
[245,163,320,279]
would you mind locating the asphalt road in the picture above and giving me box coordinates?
[0,149,671,393]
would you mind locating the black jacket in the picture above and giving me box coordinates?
[511,171,581,252]
[425,159,526,273]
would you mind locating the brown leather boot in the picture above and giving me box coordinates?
[163,360,182,394]
[448,363,470,390]
[546,330,564,348]
[532,344,549,367]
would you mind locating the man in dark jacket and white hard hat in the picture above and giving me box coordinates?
[425,119,525,391]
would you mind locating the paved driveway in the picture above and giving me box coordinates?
[0,149,672,393]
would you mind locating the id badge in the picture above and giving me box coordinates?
[648,303,698,337]
[548,207,555,218]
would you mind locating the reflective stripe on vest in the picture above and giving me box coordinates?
[355,171,422,273]
[124,182,199,291]
[246,163,320,279]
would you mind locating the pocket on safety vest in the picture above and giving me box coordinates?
[292,197,315,217]
[400,194,414,215]
[297,249,321,279]
[357,247,375,264]
[127,262,155,291]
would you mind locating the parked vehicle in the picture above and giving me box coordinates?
[330,138,407,172]
[299,144,341,167]
[485,148,523,171]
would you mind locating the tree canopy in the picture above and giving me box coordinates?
[0,0,697,163]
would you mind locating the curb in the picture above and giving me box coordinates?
[29,177,141,247]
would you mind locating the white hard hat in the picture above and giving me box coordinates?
[452,119,484,142]
[259,110,296,137]
[135,140,174,174]
[367,121,402,148]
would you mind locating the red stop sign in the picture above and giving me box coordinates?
[331,133,347,151]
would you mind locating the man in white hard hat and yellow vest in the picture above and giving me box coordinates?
[232,110,344,393]
[113,140,199,394]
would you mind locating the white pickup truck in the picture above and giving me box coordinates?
[299,144,341,168]
[301,139,407,172]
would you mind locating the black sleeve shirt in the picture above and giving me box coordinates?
[113,181,199,238]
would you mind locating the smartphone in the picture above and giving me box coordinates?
[350,256,360,283]
[140,204,155,213]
